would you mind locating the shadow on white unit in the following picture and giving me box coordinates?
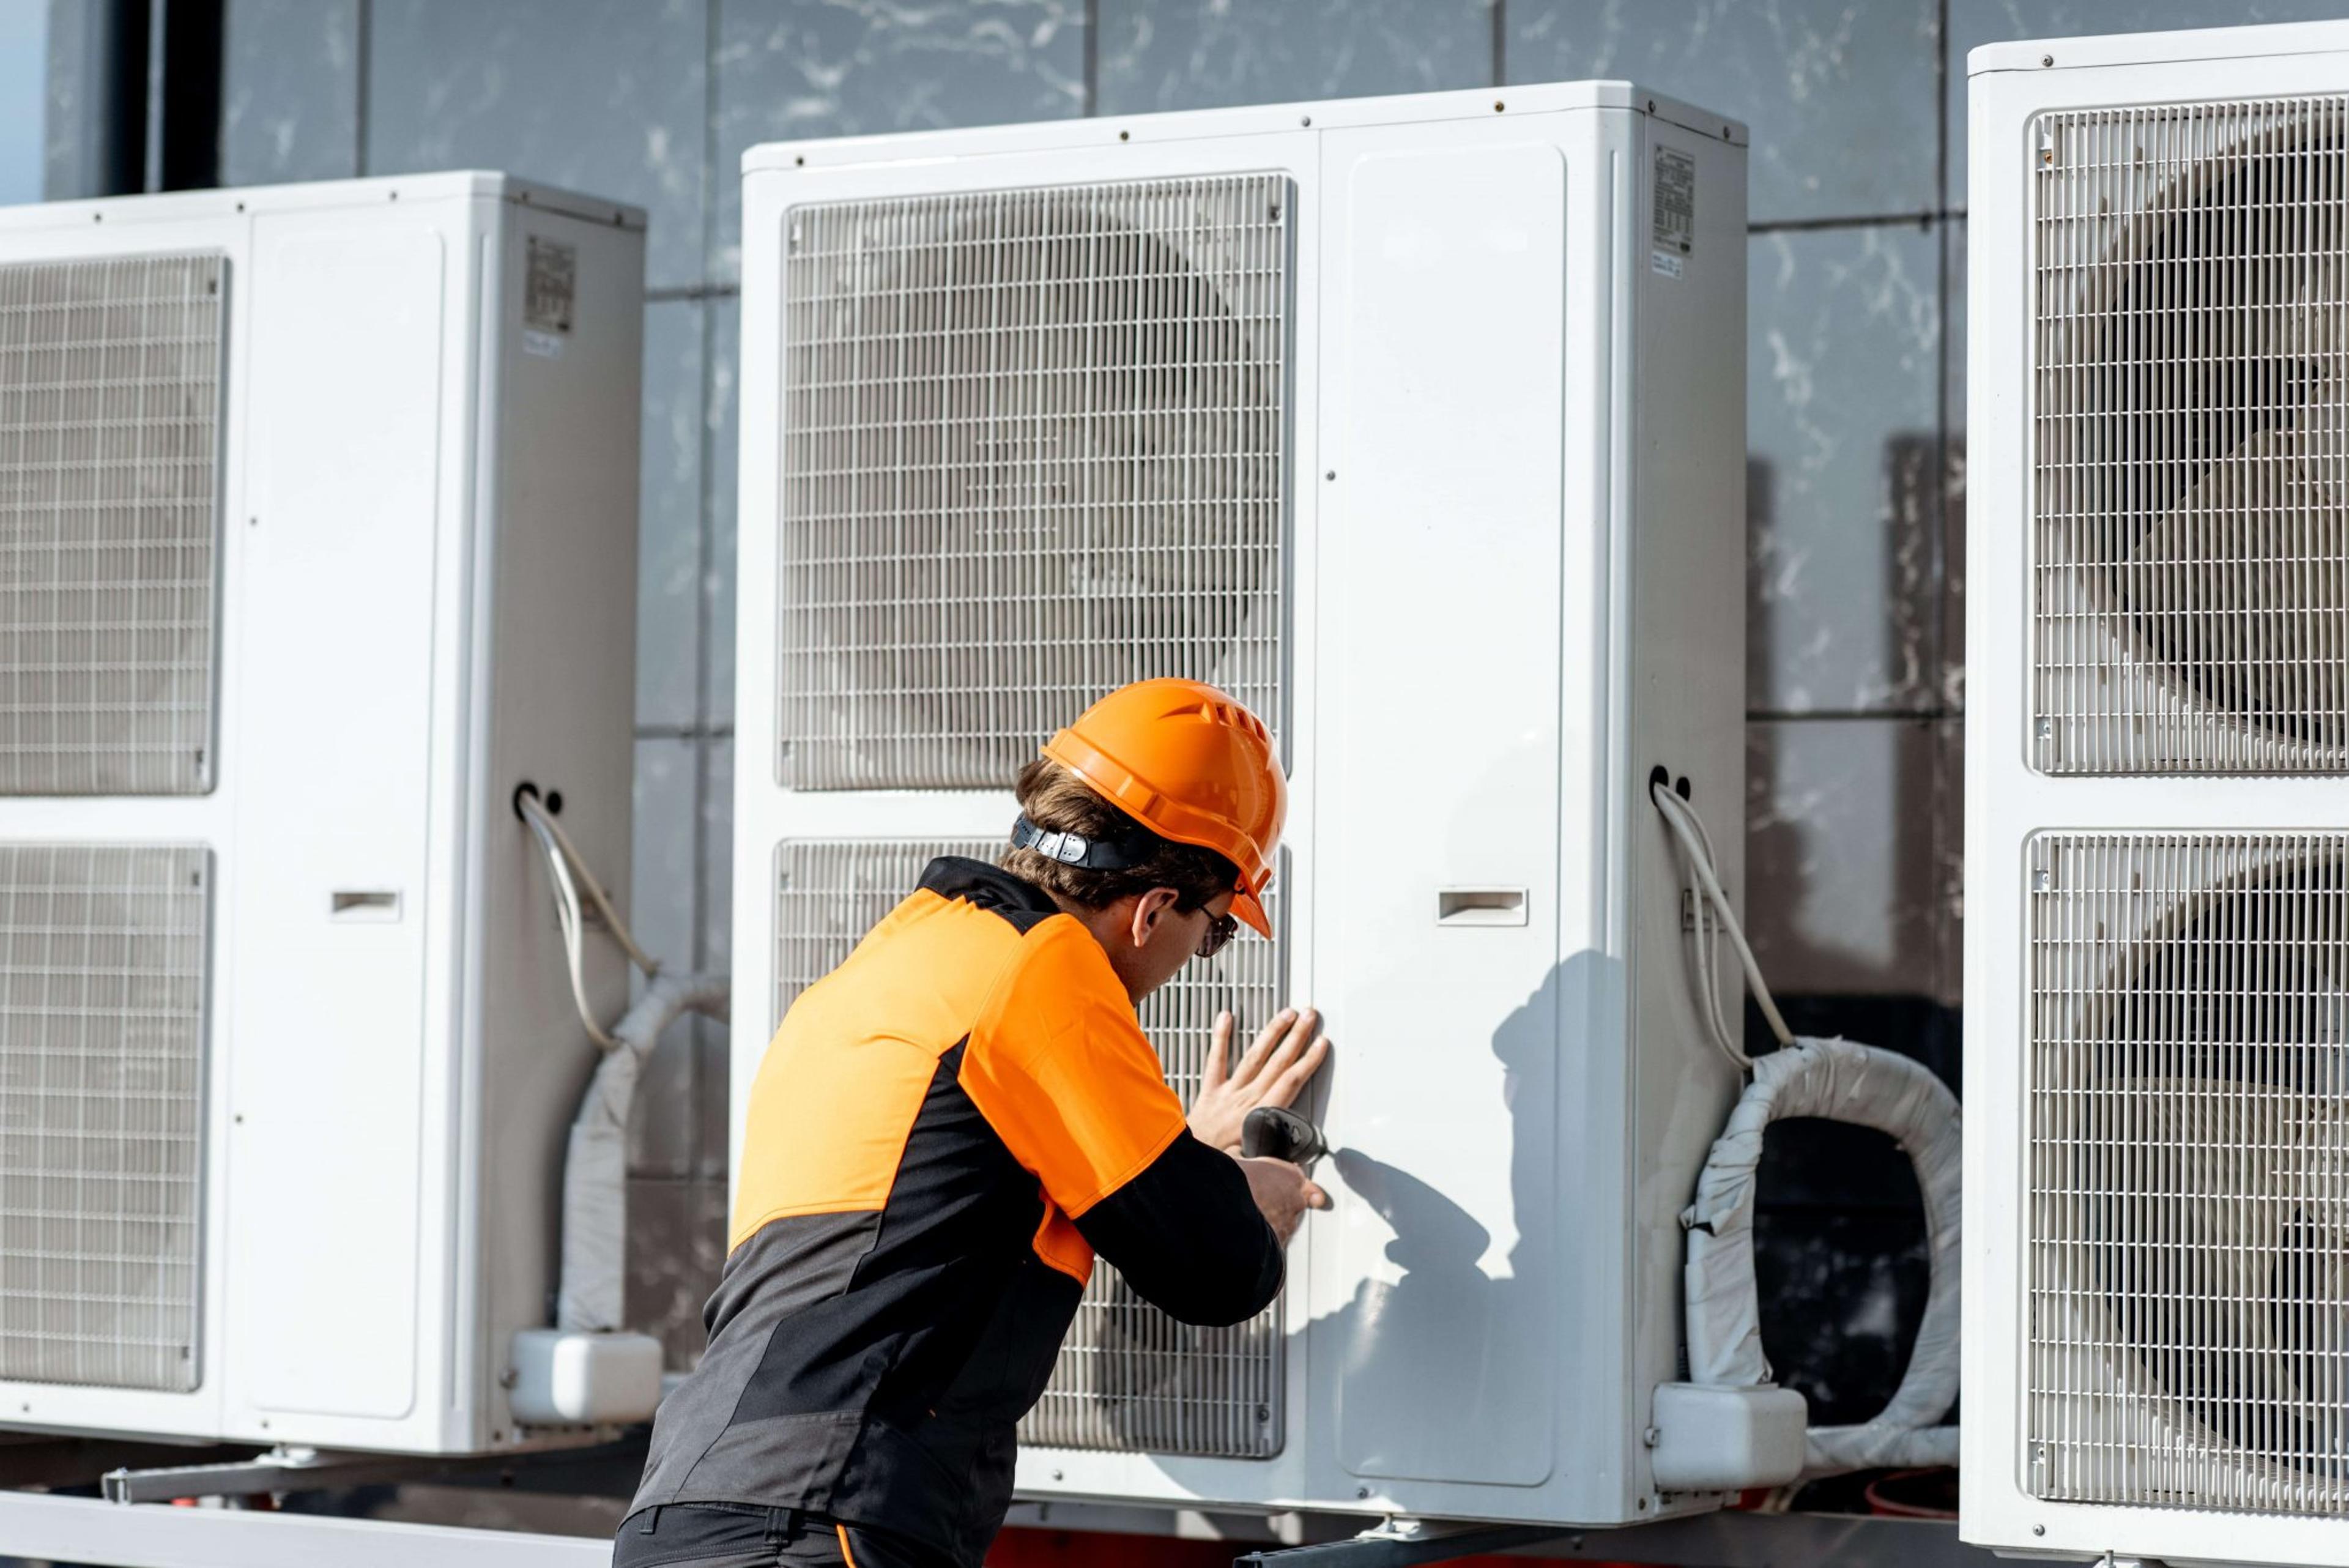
[0,173,645,1455]
[1967,23,2349,1567]
[731,83,1754,1526]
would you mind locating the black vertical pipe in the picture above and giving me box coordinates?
[154,0,223,190]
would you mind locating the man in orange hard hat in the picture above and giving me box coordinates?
[617,678,1330,1568]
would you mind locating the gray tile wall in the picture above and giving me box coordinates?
[201,0,2349,1372]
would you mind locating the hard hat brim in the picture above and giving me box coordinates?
[1231,882,1272,940]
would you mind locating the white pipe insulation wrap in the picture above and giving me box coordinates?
[556,970,732,1335]
[1680,1036,1962,1478]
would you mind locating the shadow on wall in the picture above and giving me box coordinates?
[1741,438,1958,1430]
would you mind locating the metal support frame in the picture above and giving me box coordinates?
[98,1438,651,1504]
[1228,1511,2002,1568]
[103,1447,477,1505]
[1235,1522,1567,1567]
[0,1484,2012,1568]
[0,1489,610,1568]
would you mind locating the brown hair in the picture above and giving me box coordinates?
[1000,758,1238,913]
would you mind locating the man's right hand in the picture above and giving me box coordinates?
[1237,1154,1330,1245]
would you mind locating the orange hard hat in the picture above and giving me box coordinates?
[1041,678,1286,938]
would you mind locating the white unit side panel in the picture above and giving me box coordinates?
[467,199,644,1449]
[1315,130,1568,1493]
[225,219,444,1426]
[1967,43,2349,1568]
[1621,114,1750,1518]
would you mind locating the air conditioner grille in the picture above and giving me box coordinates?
[2028,832,2349,1514]
[2031,99,2349,773]
[777,176,1290,790]
[0,253,226,796]
[0,844,208,1392]
[774,838,1285,1458]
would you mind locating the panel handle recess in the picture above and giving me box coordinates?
[1436,888,1527,927]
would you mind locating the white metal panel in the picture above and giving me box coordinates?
[0,253,225,797]
[467,196,646,1452]
[2027,831,2349,1518]
[0,842,208,1392]
[2030,98,2349,774]
[1316,134,1568,1490]
[226,221,443,1423]
[777,177,1290,791]
[735,127,1327,1509]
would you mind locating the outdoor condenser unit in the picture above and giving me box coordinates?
[0,174,643,1454]
[1968,23,2349,1567]
[733,84,1750,1526]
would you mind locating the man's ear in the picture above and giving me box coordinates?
[1126,887,1178,949]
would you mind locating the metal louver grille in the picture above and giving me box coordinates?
[0,253,226,795]
[2032,100,2349,773]
[778,176,1291,790]
[2028,833,2349,1514]
[774,838,1286,1457]
[0,844,208,1392]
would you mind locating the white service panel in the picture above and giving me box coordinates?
[227,222,445,1422]
[1318,135,1568,1488]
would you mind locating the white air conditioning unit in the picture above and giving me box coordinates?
[732,84,1750,1526]
[1968,24,2349,1567]
[0,174,643,1454]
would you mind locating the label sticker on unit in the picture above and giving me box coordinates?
[1650,250,1684,279]
[525,236,577,335]
[1652,146,1696,260]
[521,329,566,360]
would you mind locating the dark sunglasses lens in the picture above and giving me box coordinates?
[1197,913,1238,959]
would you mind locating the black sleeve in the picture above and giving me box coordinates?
[1072,1130,1284,1326]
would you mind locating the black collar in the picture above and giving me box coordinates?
[918,856,1061,930]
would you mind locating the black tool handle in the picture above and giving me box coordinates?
[1241,1105,1328,1165]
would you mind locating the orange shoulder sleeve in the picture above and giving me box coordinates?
[959,918,1187,1219]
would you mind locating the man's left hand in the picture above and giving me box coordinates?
[1187,1007,1329,1154]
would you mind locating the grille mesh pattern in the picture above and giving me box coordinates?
[774,838,1285,1457]
[0,253,226,795]
[0,844,207,1391]
[2031,100,2349,773]
[777,176,1290,790]
[2028,833,2349,1513]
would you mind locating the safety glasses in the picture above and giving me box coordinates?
[1194,910,1239,960]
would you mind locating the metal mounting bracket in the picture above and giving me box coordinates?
[1233,1520,1567,1567]
[102,1445,476,1504]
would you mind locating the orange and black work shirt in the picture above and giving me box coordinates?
[628,859,1283,1565]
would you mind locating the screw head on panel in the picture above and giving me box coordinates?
[2033,1525,2047,1537]
[2033,869,2051,893]
[1300,116,1312,127]
[2041,54,2054,67]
